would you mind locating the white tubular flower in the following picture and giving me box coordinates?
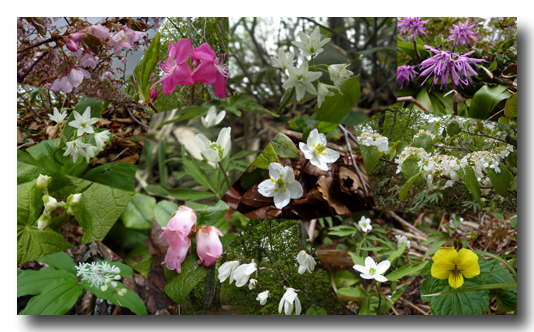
[296,250,316,274]
[291,26,331,58]
[64,138,90,163]
[47,107,67,124]
[94,130,111,150]
[37,213,51,231]
[36,174,52,191]
[353,256,391,282]
[68,107,99,137]
[278,288,302,315]
[248,278,258,290]
[218,261,240,283]
[232,260,257,287]
[299,129,340,171]
[195,127,231,163]
[271,49,296,71]
[282,62,323,101]
[316,82,341,108]
[201,106,226,129]
[256,290,269,305]
[67,193,82,206]
[328,64,353,88]
[395,235,411,249]
[83,145,99,163]
[43,195,58,212]
[358,216,372,233]
[258,163,303,209]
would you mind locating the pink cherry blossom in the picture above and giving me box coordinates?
[80,53,98,68]
[64,32,83,52]
[196,226,224,267]
[191,43,228,98]
[108,29,134,54]
[154,39,195,94]
[161,234,191,273]
[87,23,109,40]
[50,67,91,93]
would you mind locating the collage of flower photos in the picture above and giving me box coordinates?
[17,17,517,316]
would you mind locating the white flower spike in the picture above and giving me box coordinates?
[278,288,302,315]
[258,162,303,209]
[271,49,296,71]
[201,106,226,129]
[256,290,269,305]
[232,260,257,288]
[47,107,67,124]
[299,129,340,171]
[291,26,331,58]
[358,216,372,233]
[68,107,99,137]
[353,256,390,282]
[296,250,316,274]
[195,127,232,163]
[218,261,240,283]
[282,62,322,101]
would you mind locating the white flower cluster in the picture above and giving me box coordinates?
[414,129,435,139]
[271,27,353,107]
[461,150,501,186]
[357,131,389,152]
[394,146,430,174]
[76,261,126,295]
[48,106,111,163]
[395,235,411,248]
[418,154,461,189]
[493,144,514,160]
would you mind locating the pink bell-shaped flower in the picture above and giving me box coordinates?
[161,205,197,239]
[196,226,224,267]
[161,234,191,273]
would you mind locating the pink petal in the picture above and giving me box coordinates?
[172,63,195,85]
[192,60,217,84]
[172,39,193,64]
[193,43,216,61]
[214,71,227,98]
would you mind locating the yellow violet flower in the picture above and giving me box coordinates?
[431,247,480,289]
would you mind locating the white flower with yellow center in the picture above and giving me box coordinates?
[68,107,99,137]
[201,106,226,129]
[195,127,231,163]
[282,62,322,101]
[358,216,372,232]
[353,256,390,282]
[291,26,331,58]
[299,129,340,171]
[271,49,296,71]
[258,162,303,209]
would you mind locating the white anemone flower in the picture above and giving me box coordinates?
[195,127,231,163]
[296,250,316,274]
[316,82,341,108]
[358,216,372,233]
[291,26,331,58]
[218,261,240,283]
[94,130,111,150]
[47,107,67,124]
[68,107,99,137]
[256,290,269,305]
[353,256,391,282]
[282,62,322,101]
[232,260,257,287]
[328,64,354,88]
[258,163,303,209]
[248,278,257,290]
[299,129,340,171]
[394,235,411,249]
[271,49,296,71]
[63,137,90,163]
[278,288,302,315]
[201,106,226,128]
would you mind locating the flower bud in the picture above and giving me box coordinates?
[105,278,111,285]
[37,213,51,231]
[66,206,76,216]
[43,195,58,212]
[36,174,52,191]
[111,281,118,288]
[101,285,108,291]
[150,87,158,102]
[67,193,82,206]
[161,206,197,238]
[196,226,224,268]
[118,288,127,297]
[114,275,121,280]
[111,266,121,274]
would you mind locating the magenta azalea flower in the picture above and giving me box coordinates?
[447,18,478,49]
[397,65,419,89]
[155,39,195,94]
[191,43,228,98]
[398,17,430,41]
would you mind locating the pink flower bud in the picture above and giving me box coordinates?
[70,32,83,42]
[196,226,224,267]
[64,38,78,52]
[161,205,197,238]
[161,234,191,273]
[150,87,158,102]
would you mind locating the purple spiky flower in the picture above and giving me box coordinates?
[397,65,419,89]
[398,17,430,41]
[454,51,487,86]
[447,18,479,49]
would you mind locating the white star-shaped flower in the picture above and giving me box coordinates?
[258,162,303,209]
[278,288,301,315]
[328,63,353,88]
[63,138,91,163]
[316,82,341,108]
[47,107,67,124]
[94,130,111,150]
[353,256,391,282]
[282,62,322,101]
[195,127,231,163]
[299,128,340,171]
[358,216,372,232]
[271,49,296,71]
[291,26,331,58]
[201,106,226,129]
[83,144,99,163]
[68,107,99,137]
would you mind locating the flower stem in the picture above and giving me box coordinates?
[276,87,295,115]
[451,82,458,115]
[412,38,420,62]
[297,159,309,181]
[50,212,70,232]
[218,161,232,192]
[376,281,383,315]
[190,83,196,106]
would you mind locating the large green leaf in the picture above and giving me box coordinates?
[334,270,359,288]
[120,193,156,230]
[504,93,517,118]
[487,163,512,197]
[478,256,517,313]
[360,145,380,174]
[271,132,299,159]
[315,75,361,124]
[124,244,153,278]
[25,139,63,172]
[413,135,432,152]
[153,200,179,227]
[399,171,424,201]
[82,281,147,315]
[182,154,219,196]
[401,158,420,181]
[133,31,161,102]
[161,187,216,201]
[187,200,229,226]
[17,268,75,297]
[20,277,82,315]
[17,180,42,229]
[251,143,279,170]
[469,85,511,119]
[415,88,432,113]
[36,251,77,275]
[82,162,138,191]
[17,227,72,265]
[457,166,482,204]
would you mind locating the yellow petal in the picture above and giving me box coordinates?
[431,260,455,279]
[456,249,480,278]
[448,270,464,288]
[432,247,458,265]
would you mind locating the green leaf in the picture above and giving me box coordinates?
[348,252,365,266]
[76,182,136,243]
[182,155,219,196]
[134,31,161,102]
[387,242,406,263]
[305,306,327,315]
[360,145,380,174]
[153,200,179,227]
[340,109,368,126]
[413,135,432,152]
[447,121,460,136]
[399,171,424,201]
[328,226,358,237]
[36,251,76,275]
[164,254,208,304]
[161,187,216,201]
[415,88,432,113]
[25,139,63,172]
[20,277,83,315]
[469,85,511,119]
[401,158,420,181]
[188,200,229,226]
[478,256,517,313]
[62,98,110,140]
[271,132,299,158]
[251,143,279,170]
[17,227,72,265]
[336,286,368,300]
[233,96,278,117]
[120,193,156,230]
[504,93,517,118]
[17,180,42,229]
[386,261,429,282]
[334,270,359,288]
[17,268,75,297]
[82,162,138,191]
[487,163,512,197]
[423,238,448,260]
[315,75,361,124]
[457,166,482,204]
[124,244,153,278]
[82,281,147,315]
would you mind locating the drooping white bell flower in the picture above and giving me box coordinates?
[278,288,302,315]
[296,250,316,274]
[353,256,391,282]
[328,63,353,88]
[282,62,322,101]
[218,261,240,283]
[271,49,296,71]
[36,174,52,191]
[358,216,372,233]
[47,107,67,124]
[63,137,91,163]
[291,26,331,58]
[256,290,269,305]
[68,107,99,137]
[195,127,232,163]
[201,106,226,129]
[248,278,257,290]
[232,260,257,288]
[299,129,340,171]
[258,162,303,209]
[94,130,111,150]
[394,235,411,249]
[43,195,58,212]
[83,145,99,163]
[316,82,341,108]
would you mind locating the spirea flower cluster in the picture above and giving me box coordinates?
[357,131,389,152]
[394,146,430,174]
[76,261,124,294]
[461,151,501,186]
[414,129,435,139]
[418,154,461,188]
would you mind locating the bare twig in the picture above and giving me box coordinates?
[111,147,132,162]
[126,108,148,128]
[397,96,429,112]
[339,124,369,196]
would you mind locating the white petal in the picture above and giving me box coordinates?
[268,163,285,179]
[273,190,290,209]
[286,181,303,199]
[364,257,376,270]
[373,274,388,282]
[258,180,276,198]
[376,260,391,275]
[323,148,340,163]
[294,296,302,315]
[353,264,367,274]
[195,134,210,151]
[298,265,306,274]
